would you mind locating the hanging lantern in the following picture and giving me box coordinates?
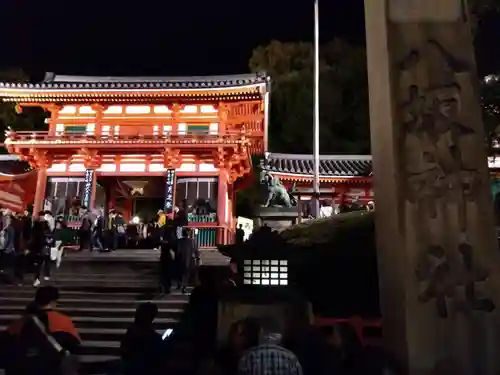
[123,180,148,196]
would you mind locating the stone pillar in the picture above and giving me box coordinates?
[364,1,500,374]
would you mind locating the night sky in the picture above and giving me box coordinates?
[0,0,497,78]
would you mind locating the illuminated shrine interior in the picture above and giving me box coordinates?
[44,174,219,223]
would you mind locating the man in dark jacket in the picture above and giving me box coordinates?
[92,211,105,252]
[120,303,165,375]
[176,228,200,293]
[78,209,93,252]
[235,224,245,244]
[112,212,126,251]
[30,213,54,287]
[158,224,175,295]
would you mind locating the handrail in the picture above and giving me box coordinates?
[8,129,256,135]
[187,223,235,246]
[4,131,261,145]
[6,129,258,136]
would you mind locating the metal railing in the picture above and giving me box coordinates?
[60,223,234,248]
[5,129,262,144]
[60,212,233,247]
[187,224,234,248]
[188,213,217,223]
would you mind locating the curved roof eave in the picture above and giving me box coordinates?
[0,72,271,95]
[45,72,269,84]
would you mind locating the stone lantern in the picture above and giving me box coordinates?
[215,226,311,348]
[235,226,294,288]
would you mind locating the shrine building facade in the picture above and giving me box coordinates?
[0,73,270,245]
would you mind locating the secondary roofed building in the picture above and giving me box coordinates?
[262,153,500,220]
[0,72,270,246]
[260,152,373,216]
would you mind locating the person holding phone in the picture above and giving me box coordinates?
[120,303,166,375]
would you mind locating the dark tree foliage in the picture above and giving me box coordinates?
[0,69,47,151]
[249,39,370,155]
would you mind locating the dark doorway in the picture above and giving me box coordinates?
[97,176,166,222]
[133,197,164,222]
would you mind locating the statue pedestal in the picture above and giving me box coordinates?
[216,288,310,348]
[254,207,298,231]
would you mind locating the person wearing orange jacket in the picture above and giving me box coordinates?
[3,286,80,375]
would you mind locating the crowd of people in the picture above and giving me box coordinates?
[76,201,200,295]
[0,269,393,375]
[128,267,394,375]
[0,201,197,289]
[0,202,394,375]
[0,209,75,287]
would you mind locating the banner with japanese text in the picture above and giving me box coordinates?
[164,169,176,214]
[82,169,95,209]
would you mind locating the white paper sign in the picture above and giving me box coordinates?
[389,0,463,22]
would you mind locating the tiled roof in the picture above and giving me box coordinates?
[0,72,269,91]
[261,153,372,177]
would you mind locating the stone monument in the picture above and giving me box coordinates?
[365,1,500,374]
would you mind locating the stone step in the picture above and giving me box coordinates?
[2,283,159,293]
[0,286,191,299]
[0,326,167,341]
[53,272,158,279]
[0,248,203,375]
[48,273,158,281]
[79,340,120,356]
[76,354,122,375]
[0,296,187,308]
[34,278,159,288]
[0,314,177,329]
[0,306,184,318]
[78,354,119,363]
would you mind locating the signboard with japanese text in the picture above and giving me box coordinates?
[82,169,95,209]
[164,169,176,214]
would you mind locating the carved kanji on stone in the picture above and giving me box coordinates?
[399,40,478,221]
[416,241,495,317]
[416,245,454,318]
[455,241,495,313]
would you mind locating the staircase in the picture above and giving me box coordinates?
[0,249,198,375]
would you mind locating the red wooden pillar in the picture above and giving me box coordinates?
[123,199,133,222]
[33,169,47,217]
[108,180,117,211]
[217,170,229,244]
[337,183,348,211]
[89,170,98,210]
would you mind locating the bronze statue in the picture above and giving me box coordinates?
[260,171,296,208]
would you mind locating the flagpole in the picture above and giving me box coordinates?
[313,0,321,217]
